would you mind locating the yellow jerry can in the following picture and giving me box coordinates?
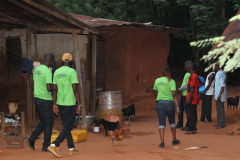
[71,129,87,143]
[51,130,59,143]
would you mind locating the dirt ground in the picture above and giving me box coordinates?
[1,86,240,160]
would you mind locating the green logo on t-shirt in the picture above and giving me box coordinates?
[35,71,42,75]
[56,73,68,79]
[157,82,168,86]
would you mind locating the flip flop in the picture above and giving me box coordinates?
[184,131,197,134]
[213,125,218,127]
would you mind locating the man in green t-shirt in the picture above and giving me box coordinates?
[48,53,81,158]
[176,60,191,130]
[26,53,55,152]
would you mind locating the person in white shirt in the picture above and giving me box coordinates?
[199,62,215,123]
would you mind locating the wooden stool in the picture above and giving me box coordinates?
[3,136,27,149]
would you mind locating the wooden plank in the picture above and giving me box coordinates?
[21,112,25,136]
[8,0,65,27]
[91,35,97,114]
[72,31,87,129]
[33,27,88,34]
[1,112,5,138]
[32,32,38,122]
[26,28,33,124]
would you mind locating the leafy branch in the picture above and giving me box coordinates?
[190,15,240,73]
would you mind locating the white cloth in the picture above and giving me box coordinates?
[205,72,215,95]
[32,61,41,72]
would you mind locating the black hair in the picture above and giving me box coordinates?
[185,60,192,65]
[163,65,173,76]
[44,52,55,61]
[186,62,194,69]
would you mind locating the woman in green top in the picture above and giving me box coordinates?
[153,66,180,148]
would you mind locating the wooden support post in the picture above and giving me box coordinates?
[26,28,33,124]
[32,32,38,122]
[21,112,25,136]
[91,35,97,114]
[1,112,5,138]
[72,31,87,129]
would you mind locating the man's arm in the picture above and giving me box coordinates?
[202,73,215,94]
[217,73,226,101]
[154,90,158,99]
[72,84,82,114]
[52,84,59,115]
[178,83,187,91]
[46,84,52,92]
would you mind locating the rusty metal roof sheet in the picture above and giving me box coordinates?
[212,10,240,50]
[70,14,190,40]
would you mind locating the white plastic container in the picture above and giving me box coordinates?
[93,127,100,132]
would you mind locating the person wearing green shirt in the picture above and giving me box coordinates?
[26,53,55,152]
[48,53,81,158]
[176,60,192,131]
[153,66,180,148]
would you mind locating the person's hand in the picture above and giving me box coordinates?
[217,95,221,102]
[53,104,59,115]
[200,92,204,97]
[179,91,183,96]
[76,104,82,115]
[186,99,190,105]
[176,108,180,114]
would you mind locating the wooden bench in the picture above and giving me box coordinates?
[3,135,26,149]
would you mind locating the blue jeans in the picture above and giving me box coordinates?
[30,98,54,150]
[156,100,176,129]
[177,96,188,127]
[53,105,76,149]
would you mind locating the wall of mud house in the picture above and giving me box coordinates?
[98,27,169,113]
[0,28,89,115]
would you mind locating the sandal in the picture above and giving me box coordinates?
[213,125,218,127]
[184,131,197,134]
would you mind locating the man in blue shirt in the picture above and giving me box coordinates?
[214,63,226,129]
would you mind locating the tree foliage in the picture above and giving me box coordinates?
[190,15,240,73]
[47,0,240,68]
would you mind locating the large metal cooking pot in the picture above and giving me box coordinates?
[75,115,97,126]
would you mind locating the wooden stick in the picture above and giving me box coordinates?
[26,27,33,124]
[91,35,97,114]
[72,31,87,129]
[21,112,25,136]
[1,112,5,138]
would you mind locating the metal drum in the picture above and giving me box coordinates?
[99,91,123,129]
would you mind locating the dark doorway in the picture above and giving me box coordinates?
[6,38,22,84]
[96,40,107,89]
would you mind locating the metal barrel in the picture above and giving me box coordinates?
[98,91,123,128]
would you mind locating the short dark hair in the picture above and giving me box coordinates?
[185,60,192,65]
[163,65,173,75]
[186,62,194,69]
[44,52,55,61]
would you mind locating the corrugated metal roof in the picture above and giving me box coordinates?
[0,0,101,36]
[212,10,240,50]
[70,14,190,40]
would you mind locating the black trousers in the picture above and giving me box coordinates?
[53,105,76,149]
[177,96,188,127]
[30,98,54,150]
[187,104,197,131]
[200,95,213,121]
